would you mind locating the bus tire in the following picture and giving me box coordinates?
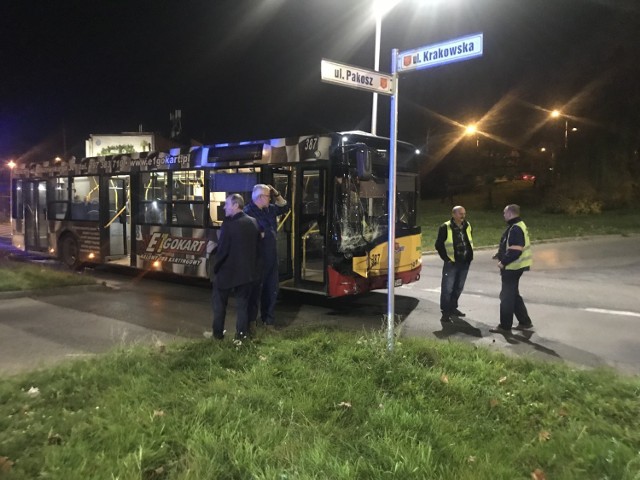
[59,234,81,269]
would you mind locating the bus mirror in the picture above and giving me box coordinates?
[356,145,372,180]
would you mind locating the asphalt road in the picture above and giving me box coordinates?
[401,234,640,375]
[1,234,639,376]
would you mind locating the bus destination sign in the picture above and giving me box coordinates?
[397,33,483,73]
[321,59,395,96]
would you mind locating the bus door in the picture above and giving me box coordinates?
[104,175,130,260]
[23,180,48,251]
[294,167,327,291]
[271,169,293,281]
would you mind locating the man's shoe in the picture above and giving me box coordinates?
[213,333,224,340]
[440,313,453,323]
[489,325,512,334]
[514,322,534,331]
[452,309,466,318]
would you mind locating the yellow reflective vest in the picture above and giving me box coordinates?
[443,220,473,262]
[505,221,532,270]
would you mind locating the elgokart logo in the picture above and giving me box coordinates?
[145,233,207,255]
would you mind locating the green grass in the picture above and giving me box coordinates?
[0,259,96,292]
[418,183,640,250]
[0,328,639,479]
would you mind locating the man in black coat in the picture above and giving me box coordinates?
[211,194,261,340]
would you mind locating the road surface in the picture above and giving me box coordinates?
[401,234,640,375]
[1,234,638,376]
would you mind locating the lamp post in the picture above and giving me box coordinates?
[465,123,479,148]
[7,160,16,229]
[371,0,400,135]
[550,109,568,149]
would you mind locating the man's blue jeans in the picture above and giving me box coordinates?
[440,261,470,314]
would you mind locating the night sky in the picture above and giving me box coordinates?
[2,0,639,162]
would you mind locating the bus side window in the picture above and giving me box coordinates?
[192,200,204,225]
[87,200,99,221]
[51,201,69,220]
[174,203,195,225]
[143,202,165,224]
[71,197,88,220]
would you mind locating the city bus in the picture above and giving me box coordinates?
[10,131,422,297]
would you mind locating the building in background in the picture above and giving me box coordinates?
[85,132,179,157]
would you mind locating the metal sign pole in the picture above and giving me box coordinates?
[321,32,482,354]
[371,13,382,136]
[386,48,399,352]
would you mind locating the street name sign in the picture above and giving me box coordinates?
[319,31,483,352]
[321,59,395,96]
[397,33,483,73]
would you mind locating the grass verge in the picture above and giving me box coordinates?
[0,259,96,292]
[418,184,640,250]
[0,328,638,479]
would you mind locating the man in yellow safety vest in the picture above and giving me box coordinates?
[490,204,534,334]
[434,205,474,323]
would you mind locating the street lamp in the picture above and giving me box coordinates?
[371,0,400,136]
[550,109,568,149]
[7,160,16,229]
[465,123,479,148]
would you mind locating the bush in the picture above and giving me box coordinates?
[542,180,603,215]
[599,178,636,209]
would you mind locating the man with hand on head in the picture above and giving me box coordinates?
[244,183,290,329]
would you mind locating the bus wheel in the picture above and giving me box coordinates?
[59,235,80,269]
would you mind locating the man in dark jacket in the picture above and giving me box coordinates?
[211,194,261,340]
[244,183,290,328]
[491,204,534,334]
[434,205,474,323]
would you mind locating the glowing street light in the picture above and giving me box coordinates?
[7,160,16,229]
[465,123,479,147]
[550,109,568,149]
[371,0,401,136]
[464,123,477,135]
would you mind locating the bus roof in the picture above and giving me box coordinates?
[13,132,419,179]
